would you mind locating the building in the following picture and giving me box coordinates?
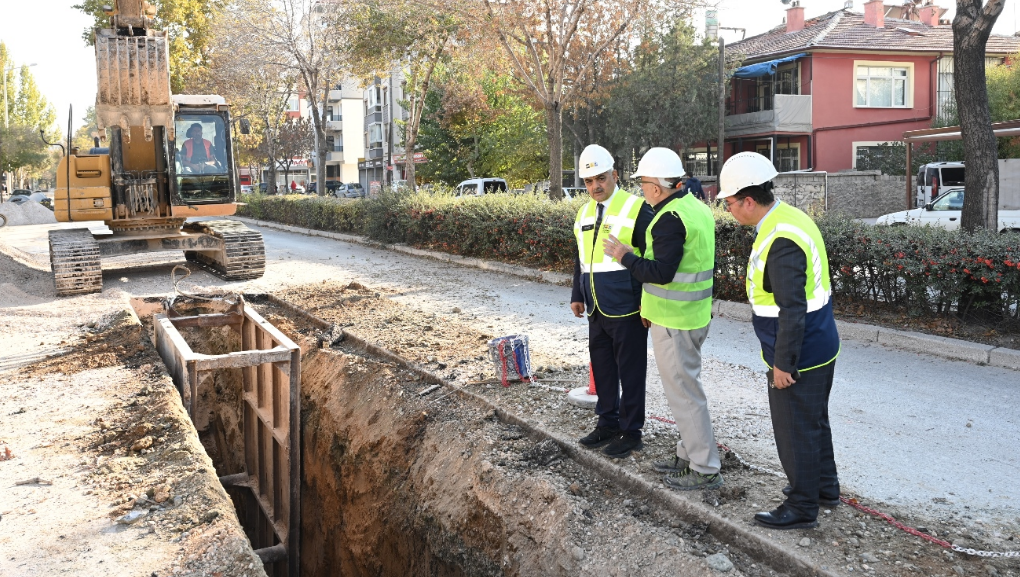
[692,1,1020,176]
[320,79,365,189]
[358,69,408,193]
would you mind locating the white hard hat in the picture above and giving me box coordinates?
[717,152,778,198]
[578,144,615,178]
[631,147,685,179]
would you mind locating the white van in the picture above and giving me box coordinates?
[916,162,965,207]
[456,178,508,196]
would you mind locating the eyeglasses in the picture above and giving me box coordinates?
[724,197,742,211]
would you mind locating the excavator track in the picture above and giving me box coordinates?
[49,229,103,296]
[182,220,266,280]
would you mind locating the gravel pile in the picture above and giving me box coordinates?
[0,200,57,226]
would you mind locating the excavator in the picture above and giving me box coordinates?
[50,0,265,296]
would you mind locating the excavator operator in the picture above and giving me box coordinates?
[180,123,218,173]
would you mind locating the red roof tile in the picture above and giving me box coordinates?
[729,9,1020,63]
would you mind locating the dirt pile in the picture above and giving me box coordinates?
[0,200,57,226]
[265,284,1020,577]
[1,307,267,577]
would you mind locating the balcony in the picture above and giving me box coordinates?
[725,94,812,138]
[326,151,344,162]
[325,119,343,131]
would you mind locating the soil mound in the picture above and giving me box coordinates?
[0,200,57,226]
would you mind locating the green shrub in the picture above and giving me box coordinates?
[238,192,1020,323]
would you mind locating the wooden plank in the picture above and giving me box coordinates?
[244,306,300,351]
[166,313,240,329]
[287,347,301,574]
[242,392,289,446]
[193,347,292,371]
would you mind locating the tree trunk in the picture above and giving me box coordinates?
[546,102,563,200]
[404,131,416,188]
[953,0,1004,232]
[316,88,328,196]
[265,119,277,195]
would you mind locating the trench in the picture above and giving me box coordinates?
[132,295,548,577]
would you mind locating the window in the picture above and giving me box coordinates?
[173,114,231,204]
[855,63,911,108]
[932,189,964,211]
[368,123,383,148]
[756,143,800,173]
[681,151,719,176]
[367,85,381,109]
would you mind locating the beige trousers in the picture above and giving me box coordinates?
[650,323,720,475]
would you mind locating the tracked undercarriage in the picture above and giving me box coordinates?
[48,220,265,296]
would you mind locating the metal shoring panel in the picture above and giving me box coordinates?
[153,305,300,576]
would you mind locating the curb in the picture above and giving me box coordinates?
[258,292,838,577]
[232,217,1019,373]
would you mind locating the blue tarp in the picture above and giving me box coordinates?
[733,53,807,79]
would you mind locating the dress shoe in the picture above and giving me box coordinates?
[782,485,841,507]
[602,433,642,458]
[578,426,620,448]
[753,506,819,530]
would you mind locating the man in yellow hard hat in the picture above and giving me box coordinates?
[571,144,654,459]
[717,151,841,530]
[603,147,721,491]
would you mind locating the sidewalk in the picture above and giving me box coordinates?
[232,216,1020,373]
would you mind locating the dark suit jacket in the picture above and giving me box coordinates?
[762,238,807,373]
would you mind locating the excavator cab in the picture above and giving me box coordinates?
[170,103,237,205]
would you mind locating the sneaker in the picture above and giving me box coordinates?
[602,433,643,459]
[578,426,620,448]
[664,466,723,491]
[651,455,690,473]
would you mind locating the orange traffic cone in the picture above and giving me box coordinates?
[587,362,596,395]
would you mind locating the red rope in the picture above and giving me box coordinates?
[497,343,510,387]
[650,415,952,549]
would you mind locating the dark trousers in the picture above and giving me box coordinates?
[768,361,839,519]
[589,311,648,435]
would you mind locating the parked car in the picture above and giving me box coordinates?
[258,182,277,194]
[240,184,254,195]
[455,178,508,196]
[8,191,49,205]
[562,186,586,199]
[306,182,317,194]
[335,183,366,198]
[875,188,1020,233]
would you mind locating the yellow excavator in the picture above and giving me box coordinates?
[50,0,265,296]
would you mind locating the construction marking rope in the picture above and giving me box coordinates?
[648,414,1020,558]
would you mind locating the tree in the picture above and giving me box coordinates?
[0,44,60,189]
[417,72,548,187]
[275,117,313,190]
[74,0,225,93]
[953,0,1005,233]
[229,0,345,196]
[481,0,648,199]
[72,106,100,152]
[336,0,463,191]
[191,0,298,193]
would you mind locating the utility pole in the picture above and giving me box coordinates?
[717,37,725,177]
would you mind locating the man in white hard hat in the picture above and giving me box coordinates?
[717,151,841,530]
[571,144,655,458]
[603,147,722,491]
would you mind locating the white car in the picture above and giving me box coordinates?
[875,187,1020,233]
[456,178,508,196]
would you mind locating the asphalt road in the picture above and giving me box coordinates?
[3,220,1017,531]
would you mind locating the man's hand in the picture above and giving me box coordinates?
[772,368,797,389]
[570,302,585,318]
[602,234,634,261]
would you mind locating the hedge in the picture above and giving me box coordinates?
[238,191,1020,324]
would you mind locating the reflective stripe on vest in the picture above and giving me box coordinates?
[746,203,831,318]
[183,139,212,160]
[640,193,715,330]
[573,189,644,317]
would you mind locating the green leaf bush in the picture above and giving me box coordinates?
[238,192,1020,323]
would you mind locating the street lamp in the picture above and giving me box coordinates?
[3,62,37,129]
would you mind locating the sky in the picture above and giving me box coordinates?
[3,1,1020,134]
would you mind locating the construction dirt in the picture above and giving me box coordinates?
[2,246,1018,576]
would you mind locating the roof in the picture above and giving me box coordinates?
[730,9,1020,63]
